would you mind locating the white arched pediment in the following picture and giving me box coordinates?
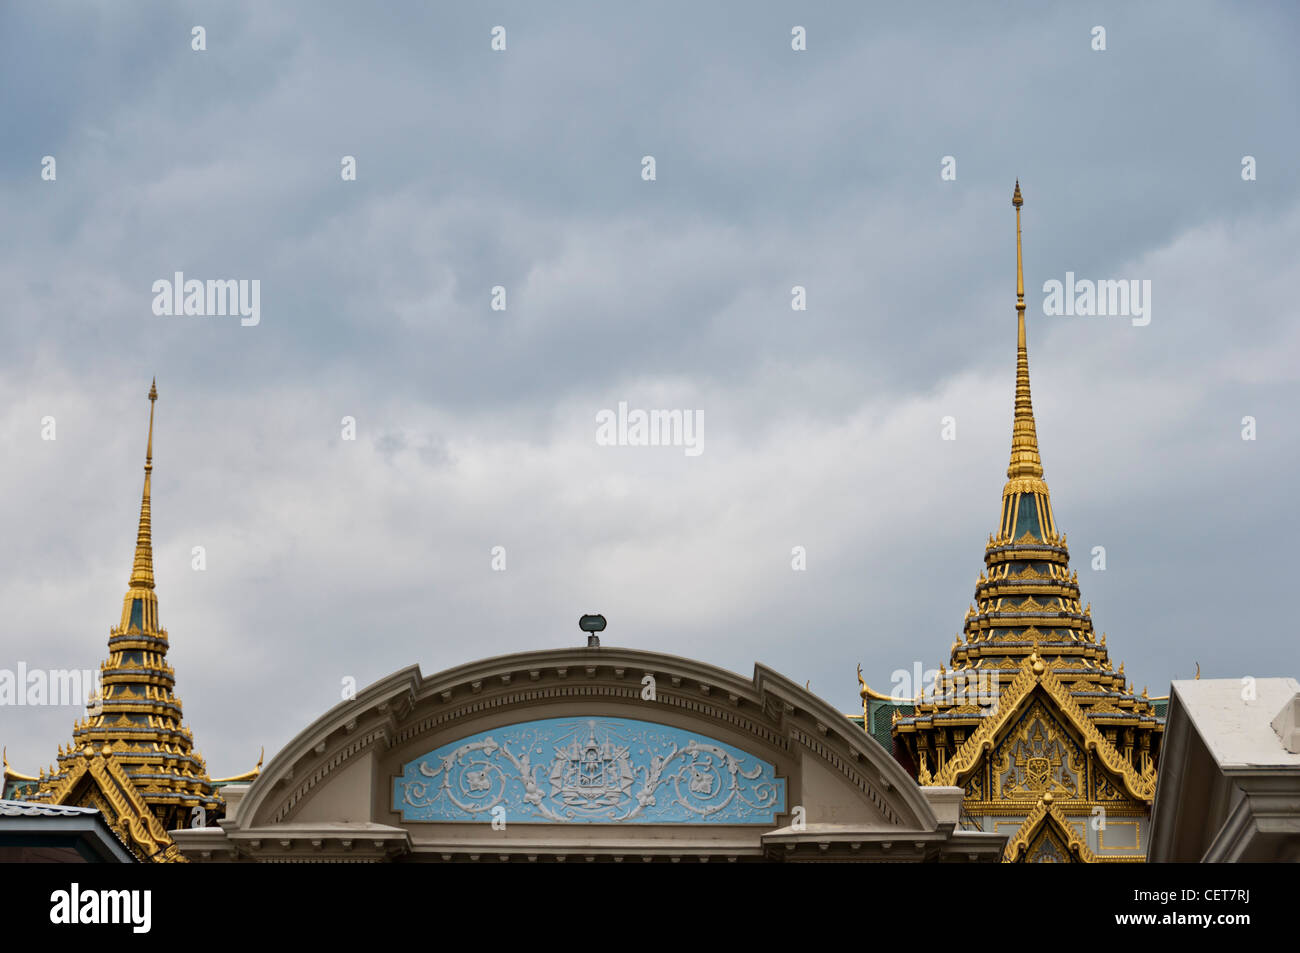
[174,647,1004,862]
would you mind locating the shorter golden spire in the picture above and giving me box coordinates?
[129,381,158,591]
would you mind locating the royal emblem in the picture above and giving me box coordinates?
[1026,756,1052,790]
[550,722,635,810]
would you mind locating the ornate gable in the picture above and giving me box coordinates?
[934,653,1155,803]
[46,751,185,862]
[1004,795,1099,863]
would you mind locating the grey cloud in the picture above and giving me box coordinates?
[1,1,1296,775]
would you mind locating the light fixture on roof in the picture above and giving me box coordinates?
[579,614,606,648]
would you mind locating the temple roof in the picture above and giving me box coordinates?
[21,383,222,858]
[856,185,1166,864]
[870,184,1161,730]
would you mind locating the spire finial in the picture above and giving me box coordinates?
[1005,181,1045,487]
[1013,181,1025,323]
[146,378,157,471]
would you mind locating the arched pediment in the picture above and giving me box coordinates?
[177,648,1004,862]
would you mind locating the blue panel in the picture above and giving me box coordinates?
[1015,493,1043,540]
[394,716,786,824]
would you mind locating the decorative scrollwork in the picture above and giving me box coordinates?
[395,717,786,824]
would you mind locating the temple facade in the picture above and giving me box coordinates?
[3,383,255,862]
[859,183,1166,862]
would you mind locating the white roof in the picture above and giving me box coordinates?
[1171,678,1300,770]
[0,798,101,817]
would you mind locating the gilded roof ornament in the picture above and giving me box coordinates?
[1004,181,1048,495]
[128,380,158,593]
[2,748,38,783]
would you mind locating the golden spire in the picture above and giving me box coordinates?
[883,182,1166,859]
[1006,181,1046,490]
[130,380,158,591]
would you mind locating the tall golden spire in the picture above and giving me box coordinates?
[881,183,1164,863]
[1006,181,1046,492]
[26,380,224,857]
[130,379,158,591]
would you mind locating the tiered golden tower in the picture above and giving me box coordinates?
[862,183,1164,861]
[23,383,224,861]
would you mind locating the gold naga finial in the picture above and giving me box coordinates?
[858,667,899,702]
[3,747,39,782]
[1195,661,1201,680]
[1005,180,1047,492]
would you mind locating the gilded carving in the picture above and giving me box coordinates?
[992,703,1083,800]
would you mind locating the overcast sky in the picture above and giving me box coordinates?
[2,1,1297,777]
